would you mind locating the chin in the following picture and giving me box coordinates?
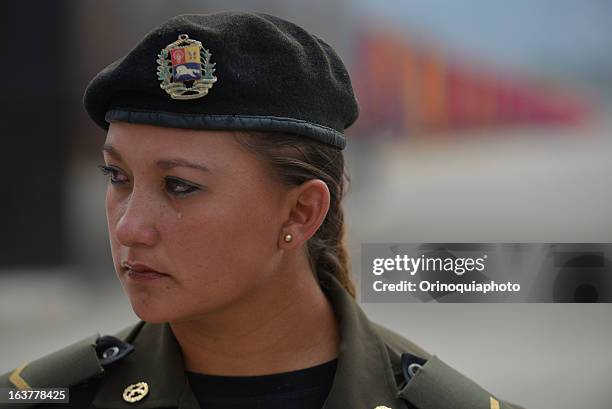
[128,296,179,324]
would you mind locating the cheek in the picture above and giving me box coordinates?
[169,189,282,292]
[103,178,285,321]
[105,189,121,263]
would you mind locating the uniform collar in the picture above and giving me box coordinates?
[92,271,405,409]
[92,322,193,409]
[318,271,406,409]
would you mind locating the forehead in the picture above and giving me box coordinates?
[104,122,265,177]
[105,122,239,151]
[105,122,246,158]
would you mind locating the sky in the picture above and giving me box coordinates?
[354,0,612,82]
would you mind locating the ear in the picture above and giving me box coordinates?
[279,179,330,249]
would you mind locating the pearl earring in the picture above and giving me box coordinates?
[283,233,293,243]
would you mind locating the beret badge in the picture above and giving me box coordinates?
[156,34,217,100]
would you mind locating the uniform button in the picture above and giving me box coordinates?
[407,363,422,378]
[101,346,120,360]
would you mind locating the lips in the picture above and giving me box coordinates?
[123,262,162,273]
[122,262,168,280]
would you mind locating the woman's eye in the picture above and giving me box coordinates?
[98,165,128,184]
[165,178,200,196]
[98,166,199,196]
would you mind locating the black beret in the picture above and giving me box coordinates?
[83,11,359,149]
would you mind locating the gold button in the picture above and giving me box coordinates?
[123,382,149,403]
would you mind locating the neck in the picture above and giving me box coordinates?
[169,258,340,376]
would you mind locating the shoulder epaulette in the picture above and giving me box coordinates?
[1,334,103,392]
[371,323,525,409]
[0,322,144,408]
[398,354,525,409]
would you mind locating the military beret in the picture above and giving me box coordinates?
[83,11,359,149]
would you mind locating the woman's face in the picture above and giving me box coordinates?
[102,122,290,323]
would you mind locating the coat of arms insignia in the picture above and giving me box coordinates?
[157,34,217,100]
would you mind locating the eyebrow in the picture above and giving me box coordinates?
[101,144,122,160]
[101,144,210,173]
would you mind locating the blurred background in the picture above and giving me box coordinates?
[2,0,611,408]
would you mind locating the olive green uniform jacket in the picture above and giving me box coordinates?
[1,270,524,409]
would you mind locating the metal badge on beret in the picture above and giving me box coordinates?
[156,34,217,100]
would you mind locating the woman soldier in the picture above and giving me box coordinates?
[1,11,523,409]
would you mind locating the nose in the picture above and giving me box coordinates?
[113,189,160,248]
